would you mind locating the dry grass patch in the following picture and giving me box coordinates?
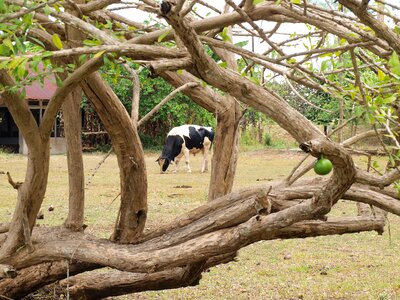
[0,150,399,299]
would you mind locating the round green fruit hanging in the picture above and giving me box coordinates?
[314,157,333,175]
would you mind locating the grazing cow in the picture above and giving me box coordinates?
[157,125,214,173]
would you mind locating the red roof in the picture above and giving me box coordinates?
[25,76,57,100]
[0,64,57,106]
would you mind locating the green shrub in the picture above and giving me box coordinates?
[264,132,273,146]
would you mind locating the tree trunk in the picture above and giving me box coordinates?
[0,71,51,258]
[0,143,50,259]
[208,103,241,200]
[62,0,85,231]
[63,90,85,231]
[81,72,147,243]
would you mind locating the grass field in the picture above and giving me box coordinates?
[1,149,399,300]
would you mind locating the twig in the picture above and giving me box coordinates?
[329,115,358,137]
[85,149,113,187]
[225,0,284,56]
[283,75,333,113]
[6,172,22,189]
[285,153,311,185]
[181,0,199,17]
[138,81,199,126]
[0,0,61,23]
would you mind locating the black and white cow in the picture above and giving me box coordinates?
[157,125,214,173]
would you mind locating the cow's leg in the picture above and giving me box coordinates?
[173,153,184,173]
[201,147,209,173]
[173,158,180,173]
[183,148,192,173]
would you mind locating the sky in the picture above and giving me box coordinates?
[114,0,310,56]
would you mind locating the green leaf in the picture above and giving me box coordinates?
[253,0,265,5]
[321,60,328,72]
[14,36,25,54]
[0,61,8,69]
[377,69,385,82]
[319,52,332,58]
[383,94,396,104]
[8,57,25,70]
[83,39,101,46]
[93,50,106,59]
[28,36,45,48]
[176,69,183,75]
[366,112,375,124]
[55,74,63,87]
[0,44,11,56]
[17,61,27,78]
[22,12,33,27]
[157,29,171,43]
[30,59,40,73]
[389,52,400,76]
[286,58,296,64]
[52,34,63,50]
[234,41,249,48]
[3,38,14,53]
[20,88,26,99]
[219,27,232,43]
[290,0,301,4]
[0,0,5,12]
[249,76,260,85]
[54,3,61,12]
[43,4,51,16]
[218,61,228,68]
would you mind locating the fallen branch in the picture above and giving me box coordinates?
[32,216,384,299]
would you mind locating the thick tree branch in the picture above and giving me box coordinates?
[0,44,187,62]
[339,0,400,55]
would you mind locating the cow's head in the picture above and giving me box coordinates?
[156,156,170,173]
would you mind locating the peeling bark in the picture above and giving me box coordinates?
[0,260,98,299]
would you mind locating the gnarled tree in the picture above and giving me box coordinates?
[0,0,399,298]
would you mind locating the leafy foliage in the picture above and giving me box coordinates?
[100,66,215,148]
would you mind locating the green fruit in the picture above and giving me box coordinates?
[314,157,333,175]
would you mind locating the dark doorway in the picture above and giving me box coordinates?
[0,108,19,152]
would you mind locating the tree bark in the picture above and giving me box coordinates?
[208,98,241,200]
[59,263,204,300]
[0,71,50,259]
[62,0,85,231]
[81,72,148,243]
[208,22,242,200]
[0,260,98,299]
[63,90,85,231]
